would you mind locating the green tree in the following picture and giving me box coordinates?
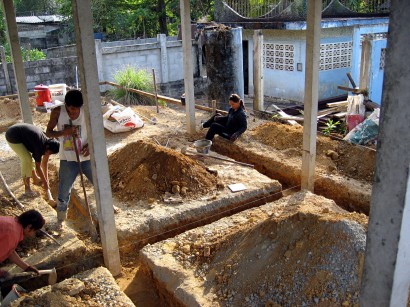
[55,0,215,41]
[14,0,60,15]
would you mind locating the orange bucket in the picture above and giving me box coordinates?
[34,84,52,107]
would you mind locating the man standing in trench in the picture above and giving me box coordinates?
[46,89,93,230]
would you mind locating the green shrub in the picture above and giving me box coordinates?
[110,65,156,105]
[5,46,45,62]
[322,119,340,136]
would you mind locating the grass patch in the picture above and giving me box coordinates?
[110,65,156,105]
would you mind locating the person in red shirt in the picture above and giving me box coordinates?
[0,210,45,277]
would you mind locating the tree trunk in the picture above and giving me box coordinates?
[157,0,168,35]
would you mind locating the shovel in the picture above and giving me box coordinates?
[0,268,57,288]
[69,120,99,242]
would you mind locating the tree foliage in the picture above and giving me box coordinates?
[0,0,214,44]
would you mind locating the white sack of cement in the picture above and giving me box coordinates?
[103,105,144,133]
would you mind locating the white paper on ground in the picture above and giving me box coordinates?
[228,183,246,192]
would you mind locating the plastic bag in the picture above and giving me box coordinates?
[344,108,380,145]
[103,105,144,133]
[346,94,365,131]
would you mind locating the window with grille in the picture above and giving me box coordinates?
[319,41,352,71]
[263,43,295,71]
[380,48,386,70]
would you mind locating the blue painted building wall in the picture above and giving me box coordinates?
[369,40,386,105]
[244,18,389,104]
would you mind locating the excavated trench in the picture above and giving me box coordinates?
[0,97,375,305]
[140,192,368,306]
[211,122,374,214]
[47,122,374,305]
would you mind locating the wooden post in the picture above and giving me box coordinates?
[301,0,321,192]
[359,37,372,92]
[72,0,121,276]
[1,0,32,124]
[152,68,159,113]
[211,100,216,114]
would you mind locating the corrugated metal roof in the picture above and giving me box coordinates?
[16,15,65,24]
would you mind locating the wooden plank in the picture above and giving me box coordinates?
[338,85,361,94]
[271,104,300,126]
[326,100,348,107]
[347,72,357,88]
[333,112,347,118]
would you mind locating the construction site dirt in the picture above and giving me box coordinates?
[0,96,375,306]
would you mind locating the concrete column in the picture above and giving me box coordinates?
[0,46,12,94]
[180,0,196,134]
[253,30,263,111]
[72,0,121,276]
[300,0,321,192]
[157,34,169,84]
[391,176,410,306]
[232,28,244,102]
[1,0,32,124]
[94,39,105,91]
[197,41,204,77]
[248,39,254,96]
[360,2,410,305]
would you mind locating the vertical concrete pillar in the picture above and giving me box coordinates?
[157,34,169,83]
[232,28,244,102]
[391,176,410,306]
[253,30,264,111]
[1,0,32,124]
[248,39,254,96]
[94,39,105,91]
[197,40,204,78]
[360,2,410,305]
[301,0,321,192]
[0,46,12,94]
[180,0,196,134]
[72,0,121,276]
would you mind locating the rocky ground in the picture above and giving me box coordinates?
[0,95,376,305]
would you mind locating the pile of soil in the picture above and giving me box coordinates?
[252,122,376,182]
[108,140,218,201]
[144,192,368,306]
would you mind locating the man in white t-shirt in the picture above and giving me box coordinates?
[46,90,93,229]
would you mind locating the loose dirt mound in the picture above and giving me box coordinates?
[142,192,368,306]
[252,122,375,182]
[109,140,218,201]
